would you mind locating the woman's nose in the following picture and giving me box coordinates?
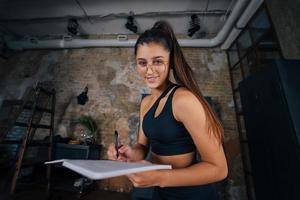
[146,65,154,74]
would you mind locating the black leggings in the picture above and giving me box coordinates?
[151,184,219,200]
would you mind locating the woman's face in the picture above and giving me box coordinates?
[135,42,170,89]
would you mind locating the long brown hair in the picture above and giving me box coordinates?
[135,21,224,143]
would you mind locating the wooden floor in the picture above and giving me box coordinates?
[0,166,131,200]
[1,186,131,200]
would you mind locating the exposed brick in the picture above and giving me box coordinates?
[0,46,244,198]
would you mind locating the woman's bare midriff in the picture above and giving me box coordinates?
[151,151,196,169]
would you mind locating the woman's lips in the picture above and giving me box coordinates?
[146,76,159,83]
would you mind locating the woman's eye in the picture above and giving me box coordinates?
[153,60,163,65]
[138,61,147,67]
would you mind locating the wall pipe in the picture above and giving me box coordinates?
[6,0,262,50]
[221,0,264,50]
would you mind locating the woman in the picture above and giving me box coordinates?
[107,21,227,200]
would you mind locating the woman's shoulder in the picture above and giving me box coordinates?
[173,87,199,106]
[173,87,206,122]
[173,87,205,112]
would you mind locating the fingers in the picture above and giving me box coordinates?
[127,173,148,188]
[107,143,118,160]
[135,160,151,164]
[127,174,139,187]
[118,144,130,154]
[116,154,129,162]
[118,145,133,161]
[107,143,132,161]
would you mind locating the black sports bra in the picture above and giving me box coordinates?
[142,84,196,156]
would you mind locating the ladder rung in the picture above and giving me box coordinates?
[245,170,253,175]
[15,178,48,188]
[230,62,240,71]
[28,141,50,146]
[21,161,45,168]
[237,111,243,115]
[240,139,248,143]
[39,88,54,95]
[23,101,34,106]
[0,119,10,125]
[14,122,51,129]
[241,130,247,136]
[1,140,50,146]
[0,140,22,144]
[1,100,24,107]
[23,105,52,113]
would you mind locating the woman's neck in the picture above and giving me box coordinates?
[151,81,172,98]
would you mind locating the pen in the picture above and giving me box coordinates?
[114,130,119,158]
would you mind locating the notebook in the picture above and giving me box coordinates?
[45,159,172,180]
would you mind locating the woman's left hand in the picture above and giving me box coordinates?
[127,160,165,188]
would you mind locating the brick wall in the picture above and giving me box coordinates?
[0,47,246,199]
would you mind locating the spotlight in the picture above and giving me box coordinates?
[67,18,79,36]
[77,86,89,105]
[125,16,138,33]
[188,14,200,37]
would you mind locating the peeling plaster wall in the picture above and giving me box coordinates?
[0,47,245,199]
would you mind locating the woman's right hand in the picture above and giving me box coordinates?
[107,143,133,162]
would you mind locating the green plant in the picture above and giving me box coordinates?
[72,115,98,140]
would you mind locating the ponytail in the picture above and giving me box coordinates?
[135,21,224,143]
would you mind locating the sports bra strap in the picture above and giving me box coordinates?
[155,83,177,104]
[168,85,180,98]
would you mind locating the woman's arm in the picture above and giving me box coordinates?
[159,88,228,186]
[127,89,227,187]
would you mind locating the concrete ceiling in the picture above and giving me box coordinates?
[0,0,236,39]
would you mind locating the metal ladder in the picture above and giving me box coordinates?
[0,85,56,195]
[226,5,283,199]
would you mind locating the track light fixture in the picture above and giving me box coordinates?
[67,18,79,36]
[125,16,138,33]
[188,14,200,37]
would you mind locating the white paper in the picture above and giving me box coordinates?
[45,159,172,180]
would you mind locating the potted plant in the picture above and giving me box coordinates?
[71,115,98,144]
